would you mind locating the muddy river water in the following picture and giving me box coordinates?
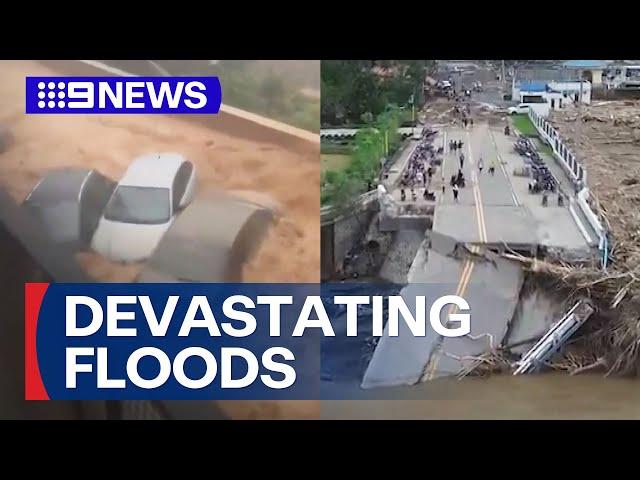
[321,283,640,419]
[322,374,640,419]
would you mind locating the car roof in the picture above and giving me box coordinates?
[119,153,187,188]
[25,168,95,203]
[0,186,91,282]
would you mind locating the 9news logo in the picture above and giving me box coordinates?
[26,76,222,114]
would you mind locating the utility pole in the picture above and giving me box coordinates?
[384,130,389,156]
[410,91,415,124]
[579,69,584,104]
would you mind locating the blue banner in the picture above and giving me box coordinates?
[26,282,471,401]
[25,76,222,114]
[27,283,320,400]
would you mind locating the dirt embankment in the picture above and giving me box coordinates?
[0,60,320,419]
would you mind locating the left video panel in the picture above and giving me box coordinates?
[0,59,320,419]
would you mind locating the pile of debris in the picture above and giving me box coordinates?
[504,101,640,376]
[550,101,640,269]
[496,256,639,377]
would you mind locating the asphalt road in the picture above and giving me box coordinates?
[362,120,594,388]
[435,64,513,108]
[434,123,591,251]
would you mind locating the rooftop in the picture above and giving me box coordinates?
[562,60,611,69]
[515,68,574,83]
[519,81,547,92]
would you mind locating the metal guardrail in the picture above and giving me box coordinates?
[320,127,420,139]
[528,109,608,264]
[514,300,594,375]
[321,189,378,223]
[528,109,586,185]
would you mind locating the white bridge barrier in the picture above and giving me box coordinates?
[321,189,378,223]
[514,300,594,375]
[528,110,608,266]
[321,126,421,140]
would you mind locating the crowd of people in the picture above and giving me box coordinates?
[399,129,441,202]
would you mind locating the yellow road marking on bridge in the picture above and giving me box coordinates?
[421,253,474,382]
[467,130,488,243]
[421,129,488,382]
[488,128,519,207]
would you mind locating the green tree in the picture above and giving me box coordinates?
[321,60,432,126]
[259,71,286,114]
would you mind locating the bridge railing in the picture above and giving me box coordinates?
[528,109,586,186]
[320,189,378,224]
[320,127,420,140]
[527,109,608,266]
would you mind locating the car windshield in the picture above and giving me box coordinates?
[104,186,171,224]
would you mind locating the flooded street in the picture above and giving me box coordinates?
[0,60,320,284]
[0,60,320,420]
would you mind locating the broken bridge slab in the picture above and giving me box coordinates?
[360,281,455,389]
[426,253,525,379]
[362,247,524,387]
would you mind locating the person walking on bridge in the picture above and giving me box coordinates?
[452,183,459,203]
[489,159,496,175]
[459,152,465,170]
[478,157,484,174]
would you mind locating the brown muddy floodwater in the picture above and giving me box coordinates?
[323,374,640,419]
[322,282,640,419]
[0,60,320,420]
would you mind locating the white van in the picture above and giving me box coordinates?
[508,101,551,118]
[508,103,531,115]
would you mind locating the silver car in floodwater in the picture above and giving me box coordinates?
[22,168,116,251]
[137,191,277,282]
[91,153,196,262]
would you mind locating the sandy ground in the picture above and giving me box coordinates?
[0,60,320,419]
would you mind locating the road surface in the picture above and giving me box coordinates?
[362,121,596,387]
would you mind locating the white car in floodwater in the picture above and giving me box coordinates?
[91,153,196,262]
